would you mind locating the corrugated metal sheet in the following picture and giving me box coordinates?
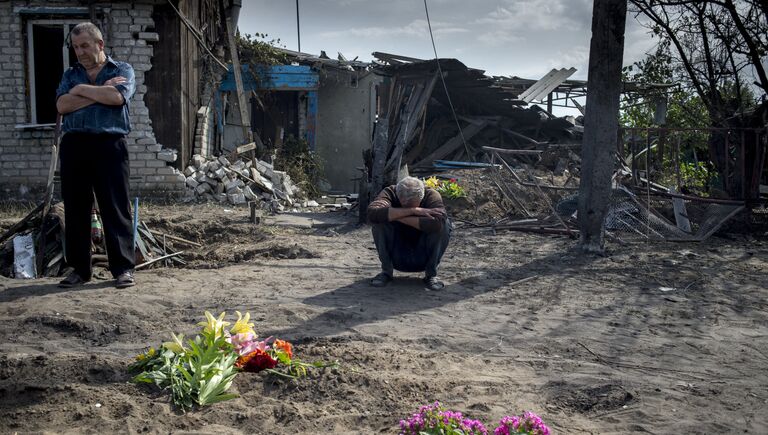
[518,67,577,103]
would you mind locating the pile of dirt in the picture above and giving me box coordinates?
[437,168,578,224]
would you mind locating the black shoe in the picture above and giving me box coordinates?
[423,276,445,291]
[370,272,392,287]
[58,272,89,288]
[115,270,135,288]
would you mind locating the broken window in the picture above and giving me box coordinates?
[25,20,79,124]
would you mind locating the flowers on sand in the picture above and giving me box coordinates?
[129,311,334,411]
[424,176,467,199]
[400,401,487,435]
[399,401,550,435]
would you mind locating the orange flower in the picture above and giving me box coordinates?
[274,339,293,359]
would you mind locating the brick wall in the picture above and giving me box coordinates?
[0,1,186,200]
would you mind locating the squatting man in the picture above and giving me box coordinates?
[367,176,452,291]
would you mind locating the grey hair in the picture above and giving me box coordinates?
[71,22,103,44]
[395,176,425,204]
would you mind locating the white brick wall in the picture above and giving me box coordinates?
[0,1,185,200]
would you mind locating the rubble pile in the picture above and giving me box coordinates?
[183,154,302,208]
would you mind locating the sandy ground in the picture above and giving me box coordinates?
[1,202,767,434]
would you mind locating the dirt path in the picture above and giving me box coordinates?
[1,205,767,433]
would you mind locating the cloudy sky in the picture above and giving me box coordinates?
[238,0,657,81]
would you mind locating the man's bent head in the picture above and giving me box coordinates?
[70,22,105,68]
[396,176,425,208]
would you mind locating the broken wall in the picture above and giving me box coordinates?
[0,0,191,200]
[316,71,382,192]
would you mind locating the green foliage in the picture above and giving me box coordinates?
[274,136,325,197]
[424,176,467,199]
[129,332,239,412]
[237,32,287,66]
[678,161,716,194]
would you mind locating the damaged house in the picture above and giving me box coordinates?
[215,48,382,193]
[0,0,241,199]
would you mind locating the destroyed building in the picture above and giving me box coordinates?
[215,48,382,193]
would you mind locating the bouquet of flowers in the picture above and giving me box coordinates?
[399,402,550,435]
[494,411,550,435]
[424,176,467,199]
[129,311,333,411]
[400,401,488,435]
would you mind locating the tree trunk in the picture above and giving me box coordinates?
[578,0,627,254]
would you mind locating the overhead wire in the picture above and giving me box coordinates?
[423,0,473,162]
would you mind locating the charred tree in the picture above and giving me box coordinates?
[578,0,627,254]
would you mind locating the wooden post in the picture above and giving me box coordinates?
[577,0,627,254]
[223,13,255,159]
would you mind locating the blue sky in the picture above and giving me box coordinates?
[237,0,656,81]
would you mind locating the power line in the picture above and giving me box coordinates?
[423,0,473,161]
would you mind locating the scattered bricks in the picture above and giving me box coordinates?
[195,183,211,195]
[199,161,209,173]
[214,193,227,203]
[196,173,207,183]
[231,160,245,171]
[243,185,258,200]
[183,166,196,177]
[208,161,220,171]
[185,177,199,189]
[235,179,245,189]
[255,160,273,175]
[146,144,163,152]
[228,192,246,205]
[218,156,230,167]
[215,182,225,195]
[224,178,239,191]
[226,185,243,195]
[192,155,206,168]
[271,170,287,186]
[306,200,320,207]
[214,167,226,180]
[204,177,218,187]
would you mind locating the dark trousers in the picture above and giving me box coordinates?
[371,220,451,278]
[59,132,135,279]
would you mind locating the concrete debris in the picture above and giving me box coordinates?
[157,148,178,163]
[185,154,303,209]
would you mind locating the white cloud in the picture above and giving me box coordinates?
[475,0,589,31]
[476,29,524,46]
[318,19,468,39]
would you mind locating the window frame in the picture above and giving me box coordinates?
[25,19,78,125]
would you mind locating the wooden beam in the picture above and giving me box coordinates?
[414,121,488,167]
[223,13,253,145]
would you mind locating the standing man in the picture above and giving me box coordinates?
[55,22,136,288]
[367,176,451,291]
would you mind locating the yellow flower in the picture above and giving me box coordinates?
[230,311,255,336]
[424,176,441,189]
[135,346,156,361]
[198,311,230,339]
[162,333,186,354]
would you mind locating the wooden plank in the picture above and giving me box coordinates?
[384,82,427,170]
[414,121,488,167]
[236,142,257,154]
[223,14,253,144]
[481,146,543,156]
[668,187,692,233]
